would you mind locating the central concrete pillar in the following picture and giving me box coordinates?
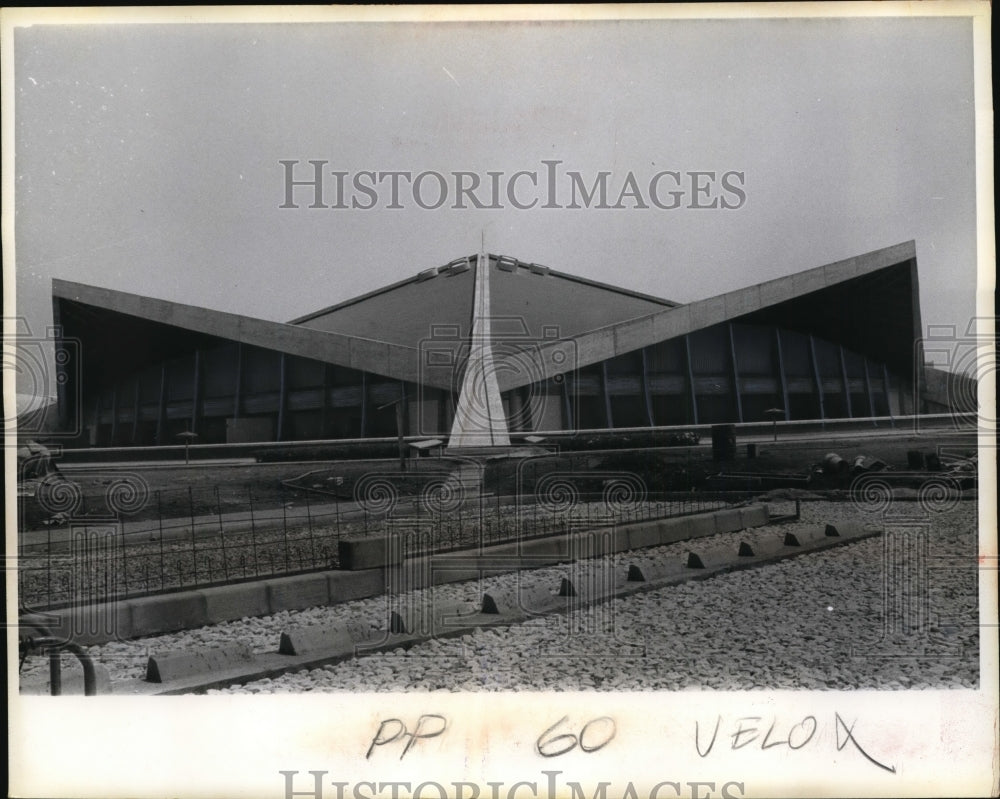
[448,252,511,448]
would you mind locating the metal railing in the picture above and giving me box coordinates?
[18,617,99,696]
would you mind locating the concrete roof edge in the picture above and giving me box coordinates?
[49,278,446,388]
[494,240,918,392]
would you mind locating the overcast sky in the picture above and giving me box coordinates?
[10,13,982,397]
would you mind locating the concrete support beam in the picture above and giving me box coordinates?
[191,349,202,435]
[360,370,368,437]
[883,363,894,427]
[156,364,167,444]
[131,379,141,443]
[92,394,101,446]
[561,374,574,430]
[399,380,410,437]
[505,387,522,432]
[683,334,699,425]
[839,345,853,418]
[640,347,655,426]
[864,357,877,422]
[276,352,287,441]
[883,364,897,423]
[775,329,789,420]
[728,322,744,423]
[233,342,243,419]
[319,364,331,435]
[808,335,825,422]
[601,361,614,428]
[110,382,119,444]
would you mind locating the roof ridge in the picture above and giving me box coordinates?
[288,253,679,325]
[487,254,680,308]
[288,254,477,324]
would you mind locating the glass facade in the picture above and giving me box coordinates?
[502,320,911,433]
[87,319,910,445]
[88,341,456,446]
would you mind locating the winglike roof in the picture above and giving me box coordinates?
[489,240,921,391]
[51,280,440,388]
[52,240,921,395]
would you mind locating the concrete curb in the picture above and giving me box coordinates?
[146,642,255,682]
[113,521,881,696]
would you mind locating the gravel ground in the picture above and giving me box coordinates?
[19,501,980,692]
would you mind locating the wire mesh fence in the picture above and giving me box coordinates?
[18,482,763,612]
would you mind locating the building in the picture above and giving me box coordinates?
[48,240,968,448]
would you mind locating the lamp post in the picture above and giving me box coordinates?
[764,408,785,443]
[376,397,407,472]
[175,430,198,465]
